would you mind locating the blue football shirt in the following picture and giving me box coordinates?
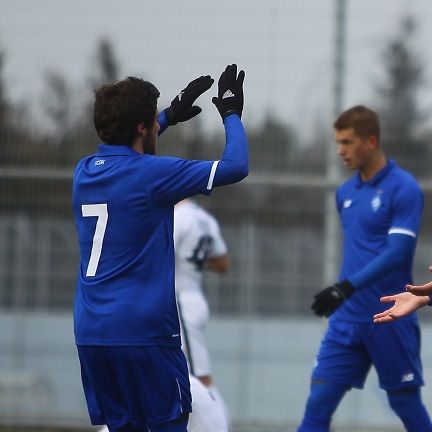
[332,160,423,322]
[73,145,220,346]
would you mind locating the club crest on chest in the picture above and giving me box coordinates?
[371,190,384,212]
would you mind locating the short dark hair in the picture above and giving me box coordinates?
[93,77,160,146]
[333,105,380,142]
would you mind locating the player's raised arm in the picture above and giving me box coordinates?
[210,64,248,187]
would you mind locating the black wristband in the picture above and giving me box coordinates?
[336,279,355,299]
[163,107,177,125]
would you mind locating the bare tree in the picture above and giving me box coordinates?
[43,70,73,140]
[374,14,431,175]
[90,38,120,88]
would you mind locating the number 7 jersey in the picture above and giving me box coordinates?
[72,144,218,347]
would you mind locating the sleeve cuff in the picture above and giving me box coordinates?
[158,110,170,134]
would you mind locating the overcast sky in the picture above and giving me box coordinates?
[2,0,432,134]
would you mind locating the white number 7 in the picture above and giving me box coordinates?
[82,204,108,277]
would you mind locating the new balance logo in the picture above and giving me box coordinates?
[222,90,235,99]
[401,373,414,383]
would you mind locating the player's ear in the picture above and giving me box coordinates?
[368,134,378,149]
[136,122,148,137]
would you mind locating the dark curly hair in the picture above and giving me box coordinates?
[93,77,160,146]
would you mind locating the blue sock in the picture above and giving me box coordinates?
[297,380,348,432]
[387,388,432,432]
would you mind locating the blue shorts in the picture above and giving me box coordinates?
[312,319,424,391]
[77,345,192,429]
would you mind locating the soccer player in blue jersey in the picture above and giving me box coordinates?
[72,64,247,432]
[297,105,432,432]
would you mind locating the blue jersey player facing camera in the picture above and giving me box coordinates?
[297,105,432,432]
[72,65,247,432]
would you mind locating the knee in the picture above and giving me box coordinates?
[386,388,432,432]
[298,380,348,431]
[387,387,421,413]
[304,380,347,417]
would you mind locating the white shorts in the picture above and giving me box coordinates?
[188,375,229,432]
[177,290,211,377]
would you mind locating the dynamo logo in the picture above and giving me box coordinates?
[371,191,383,212]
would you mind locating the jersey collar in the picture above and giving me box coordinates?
[97,143,142,156]
[355,159,395,188]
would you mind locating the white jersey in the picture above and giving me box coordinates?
[174,200,227,376]
[174,200,227,296]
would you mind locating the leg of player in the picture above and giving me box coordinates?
[178,295,231,429]
[386,388,432,431]
[205,382,231,428]
[195,375,230,425]
[297,380,348,432]
[187,375,229,432]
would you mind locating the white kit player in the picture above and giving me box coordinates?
[174,199,230,431]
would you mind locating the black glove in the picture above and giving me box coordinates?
[212,64,245,120]
[311,280,355,318]
[164,75,214,125]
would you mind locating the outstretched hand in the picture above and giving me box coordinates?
[165,75,214,125]
[406,266,432,296]
[373,292,430,323]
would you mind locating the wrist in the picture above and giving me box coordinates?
[163,107,177,125]
[336,279,355,299]
[223,113,241,123]
[222,109,240,119]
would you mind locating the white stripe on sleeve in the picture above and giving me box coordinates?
[388,227,416,238]
[206,160,220,190]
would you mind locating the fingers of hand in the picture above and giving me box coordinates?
[236,69,245,87]
[186,76,214,100]
[379,296,396,303]
[373,310,397,323]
